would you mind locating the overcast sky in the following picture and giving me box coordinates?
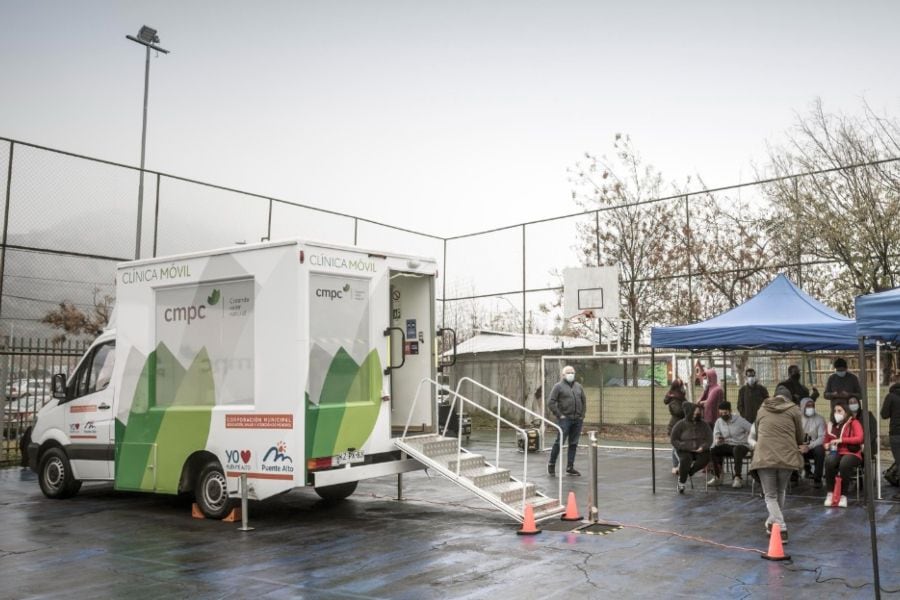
[3,0,900,241]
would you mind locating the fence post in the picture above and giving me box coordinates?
[0,141,14,328]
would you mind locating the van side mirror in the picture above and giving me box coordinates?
[52,373,68,401]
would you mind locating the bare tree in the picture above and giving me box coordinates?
[569,135,681,363]
[41,288,113,343]
[765,99,900,312]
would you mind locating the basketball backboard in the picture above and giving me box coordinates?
[563,266,620,319]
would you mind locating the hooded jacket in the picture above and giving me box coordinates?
[698,369,724,426]
[713,413,751,447]
[749,395,804,472]
[664,388,686,435]
[880,382,900,437]
[799,398,826,449]
[670,402,713,453]
[777,373,818,404]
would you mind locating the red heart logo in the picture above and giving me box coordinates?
[240,450,251,464]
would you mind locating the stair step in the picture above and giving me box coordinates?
[483,480,536,504]
[446,454,484,472]
[461,466,510,488]
[422,439,459,457]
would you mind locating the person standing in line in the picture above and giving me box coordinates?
[664,379,687,475]
[749,393,806,544]
[824,358,862,409]
[698,368,724,427]
[737,367,768,423]
[547,365,585,477]
[778,364,819,405]
[880,373,900,500]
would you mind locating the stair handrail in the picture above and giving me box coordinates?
[401,377,557,511]
[454,376,563,508]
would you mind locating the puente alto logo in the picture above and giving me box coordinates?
[263,441,292,463]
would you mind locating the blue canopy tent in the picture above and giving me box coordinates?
[856,286,900,344]
[651,274,862,351]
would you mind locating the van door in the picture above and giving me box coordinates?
[64,341,115,480]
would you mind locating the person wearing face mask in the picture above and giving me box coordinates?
[824,358,862,410]
[823,401,864,505]
[670,402,713,493]
[547,365,585,476]
[777,364,819,405]
[698,368,724,427]
[737,368,768,423]
[846,396,878,476]
[799,398,826,488]
[748,393,806,543]
[709,401,752,488]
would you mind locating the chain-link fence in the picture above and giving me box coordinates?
[3,134,900,452]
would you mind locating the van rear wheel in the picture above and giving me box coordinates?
[39,448,81,499]
[194,462,234,519]
[314,481,358,502]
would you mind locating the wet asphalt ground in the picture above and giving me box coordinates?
[1,434,898,599]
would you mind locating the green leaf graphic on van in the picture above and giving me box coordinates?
[207,289,221,305]
[342,284,350,292]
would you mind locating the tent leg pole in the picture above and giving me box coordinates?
[651,346,656,495]
[859,336,881,599]
[722,349,727,402]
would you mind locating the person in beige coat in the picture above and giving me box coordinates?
[749,394,807,543]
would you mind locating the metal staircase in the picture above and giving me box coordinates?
[395,377,565,523]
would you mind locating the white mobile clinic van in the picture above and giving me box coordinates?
[27,240,439,518]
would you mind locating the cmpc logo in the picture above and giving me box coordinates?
[263,441,292,463]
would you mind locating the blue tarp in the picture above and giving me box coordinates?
[651,274,861,351]
[856,286,900,343]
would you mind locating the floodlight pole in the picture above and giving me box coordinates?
[126,29,169,260]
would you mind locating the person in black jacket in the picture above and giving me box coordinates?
[737,367,768,423]
[880,373,900,500]
[670,401,713,493]
[824,358,862,409]
[547,365,586,476]
[777,364,818,405]
[664,379,687,474]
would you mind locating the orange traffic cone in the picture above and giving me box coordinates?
[561,491,583,521]
[761,523,790,561]
[517,503,542,535]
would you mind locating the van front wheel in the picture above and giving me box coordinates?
[194,462,235,519]
[39,448,81,499]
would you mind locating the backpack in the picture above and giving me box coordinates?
[885,462,900,487]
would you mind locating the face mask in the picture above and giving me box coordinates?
[565,373,575,383]
[834,413,845,424]
[805,407,815,417]
[849,403,859,413]
[836,370,847,378]
[702,380,709,389]
[747,377,757,385]
[790,372,801,381]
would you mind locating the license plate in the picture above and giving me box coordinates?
[334,450,364,466]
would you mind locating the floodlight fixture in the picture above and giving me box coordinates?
[126,26,169,259]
